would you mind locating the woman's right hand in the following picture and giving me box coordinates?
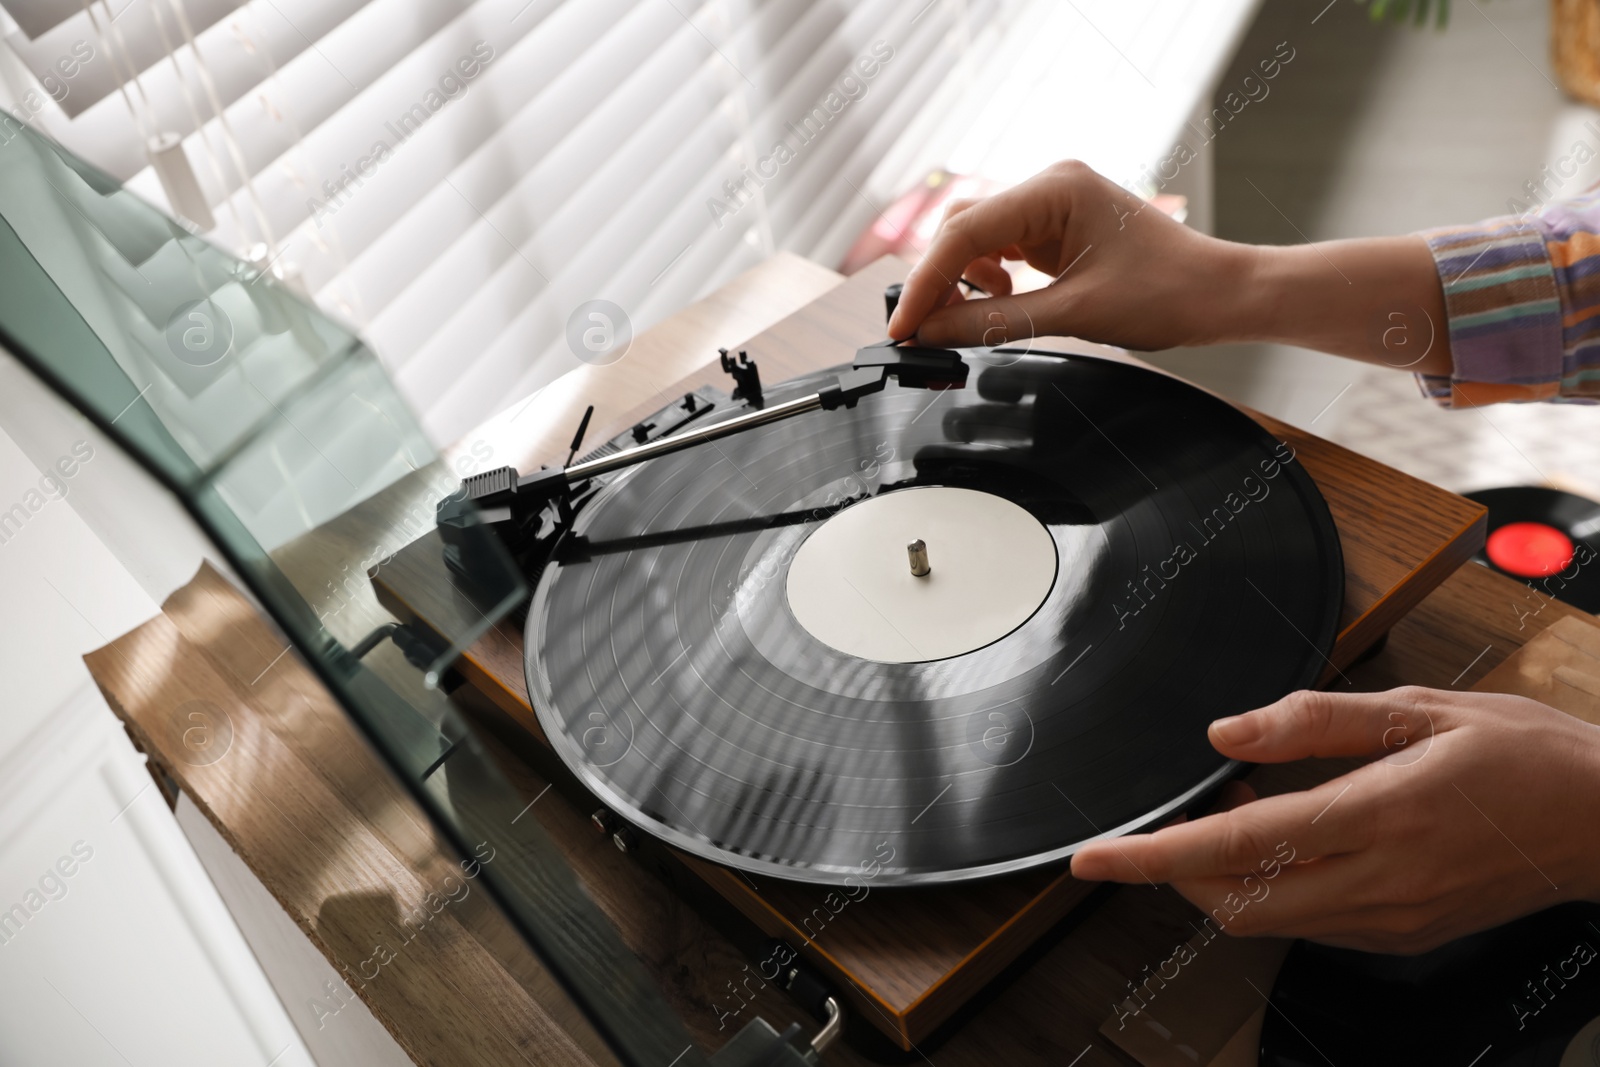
[887,159,1453,378]
[886,160,1255,352]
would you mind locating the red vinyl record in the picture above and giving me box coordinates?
[1466,487,1600,613]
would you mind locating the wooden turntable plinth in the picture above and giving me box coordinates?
[374,257,1486,1050]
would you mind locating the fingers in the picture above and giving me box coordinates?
[942,197,980,220]
[961,254,1014,298]
[1172,859,1473,953]
[890,274,960,340]
[1169,853,1378,938]
[912,289,1061,349]
[1246,902,1438,948]
[889,189,1050,340]
[1208,687,1447,764]
[1070,777,1370,884]
[1212,779,1257,813]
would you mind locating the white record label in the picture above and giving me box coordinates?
[784,486,1058,663]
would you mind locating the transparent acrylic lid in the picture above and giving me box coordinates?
[0,120,711,1066]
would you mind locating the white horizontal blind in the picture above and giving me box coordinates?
[4,0,251,119]
[3,0,1039,445]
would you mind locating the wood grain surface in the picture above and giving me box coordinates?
[86,567,618,1067]
[371,256,1486,1048]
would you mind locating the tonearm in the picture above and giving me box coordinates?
[437,339,967,551]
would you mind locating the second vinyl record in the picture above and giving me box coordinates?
[525,351,1344,885]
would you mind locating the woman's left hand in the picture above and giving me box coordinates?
[1069,687,1600,953]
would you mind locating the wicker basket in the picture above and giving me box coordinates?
[1554,0,1600,107]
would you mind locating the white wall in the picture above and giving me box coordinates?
[0,420,319,1067]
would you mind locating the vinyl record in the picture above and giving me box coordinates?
[1466,486,1600,612]
[1260,903,1600,1066]
[525,351,1343,885]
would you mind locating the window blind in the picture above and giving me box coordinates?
[9,0,1273,451]
[2,0,1045,446]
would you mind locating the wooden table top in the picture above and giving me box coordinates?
[86,252,1586,1067]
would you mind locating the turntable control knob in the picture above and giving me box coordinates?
[612,828,638,854]
[884,282,903,323]
[908,538,930,577]
[590,809,615,835]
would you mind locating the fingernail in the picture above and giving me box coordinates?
[1210,714,1260,746]
[1071,852,1110,881]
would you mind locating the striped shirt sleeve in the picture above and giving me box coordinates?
[1419,187,1600,407]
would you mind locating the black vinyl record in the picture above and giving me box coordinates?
[1466,486,1600,613]
[525,351,1343,884]
[1260,903,1600,1066]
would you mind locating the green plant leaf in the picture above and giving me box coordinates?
[1357,0,1457,27]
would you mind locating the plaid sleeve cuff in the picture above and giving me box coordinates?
[1416,216,1565,408]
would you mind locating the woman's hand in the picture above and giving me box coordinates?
[887,161,1247,351]
[887,159,1453,376]
[1069,687,1600,953]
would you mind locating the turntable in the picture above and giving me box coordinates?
[373,258,1487,1050]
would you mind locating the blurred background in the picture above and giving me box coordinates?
[1155,0,1600,501]
[0,0,1595,1062]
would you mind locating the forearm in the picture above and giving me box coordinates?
[1221,235,1453,377]
[895,159,1583,401]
